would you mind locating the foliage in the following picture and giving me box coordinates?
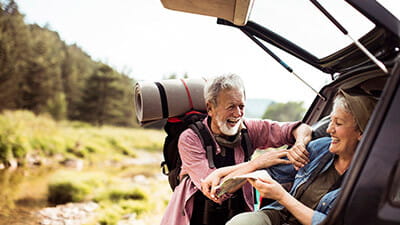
[47,170,153,225]
[262,101,306,122]
[48,180,92,204]
[0,110,165,166]
[0,110,169,224]
[77,64,136,127]
[0,0,137,127]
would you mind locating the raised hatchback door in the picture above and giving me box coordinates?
[160,0,254,26]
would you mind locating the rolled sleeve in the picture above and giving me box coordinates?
[245,119,302,149]
[312,211,327,225]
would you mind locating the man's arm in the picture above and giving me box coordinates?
[288,123,312,170]
[201,148,291,200]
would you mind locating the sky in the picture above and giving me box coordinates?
[14,0,400,107]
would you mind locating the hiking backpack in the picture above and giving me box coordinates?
[161,111,252,190]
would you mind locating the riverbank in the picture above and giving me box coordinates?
[0,110,171,224]
[0,150,171,225]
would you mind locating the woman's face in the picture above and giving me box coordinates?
[326,106,362,157]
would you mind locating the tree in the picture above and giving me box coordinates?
[61,43,97,120]
[0,0,31,110]
[0,0,137,126]
[262,101,306,122]
[21,25,67,119]
[78,63,134,126]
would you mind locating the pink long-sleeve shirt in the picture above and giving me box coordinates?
[160,118,301,225]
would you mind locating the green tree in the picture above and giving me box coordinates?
[110,74,137,127]
[262,101,306,122]
[21,24,67,119]
[165,73,177,79]
[0,0,137,126]
[61,43,97,120]
[78,64,134,126]
[0,0,31,110]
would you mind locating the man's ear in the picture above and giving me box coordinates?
[206,102,213,116]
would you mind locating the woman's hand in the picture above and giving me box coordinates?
[250,176,315,225]
[248,176,287,201]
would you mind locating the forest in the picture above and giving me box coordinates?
[0,0,137,127]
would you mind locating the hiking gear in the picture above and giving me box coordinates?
[134,78,206,125]
[161,114,252,190]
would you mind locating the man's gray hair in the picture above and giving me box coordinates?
[204,74,245,106]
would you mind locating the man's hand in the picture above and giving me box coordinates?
[254,148,291,168]
[287,142,309,170]
[200,170,224,203]
[290,123,312,170]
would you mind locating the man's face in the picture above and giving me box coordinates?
[208,88,245,136]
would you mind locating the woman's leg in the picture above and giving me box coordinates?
[226,210,272,225]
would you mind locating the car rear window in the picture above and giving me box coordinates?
[249,0,375,58]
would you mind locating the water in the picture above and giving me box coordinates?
[0,152,169,225]
[0,168,54,225]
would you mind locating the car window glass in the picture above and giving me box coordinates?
[249,0,374,58]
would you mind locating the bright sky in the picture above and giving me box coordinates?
[15,0,400,107]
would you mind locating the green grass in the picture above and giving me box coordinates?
[47,169,160,225]
[0,110,171,224]
[0,110,165,166]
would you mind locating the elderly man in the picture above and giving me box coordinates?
[160,74,312,225]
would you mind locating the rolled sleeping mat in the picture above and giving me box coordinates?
[134,78,207,124]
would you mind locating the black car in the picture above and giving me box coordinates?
[160,0,400,224]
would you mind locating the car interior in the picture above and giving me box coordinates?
[309,70,387,140]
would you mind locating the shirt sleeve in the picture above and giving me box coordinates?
[245,119,302,150]
[312,211,327,225]
[178,128,215,190]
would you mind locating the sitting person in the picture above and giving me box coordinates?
[224,89,377,225]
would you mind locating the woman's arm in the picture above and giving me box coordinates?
[278,192,314,225]
[250,177,314,225]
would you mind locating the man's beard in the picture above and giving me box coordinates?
[216,116,242,136]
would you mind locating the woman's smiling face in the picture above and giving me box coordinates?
[326,106,362,157]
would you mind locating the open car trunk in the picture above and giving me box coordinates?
[160,0,400,224]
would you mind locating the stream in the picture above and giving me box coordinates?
[0,167,55,225]
[0,151,169,225]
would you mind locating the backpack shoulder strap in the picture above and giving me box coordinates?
[189,120,216,169]
[241,129,252,162]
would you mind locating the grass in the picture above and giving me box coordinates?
[47,168,170,225]
[0,110,165,166]
[0,110,169,224]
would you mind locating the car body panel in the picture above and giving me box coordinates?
[160,0,254,26]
